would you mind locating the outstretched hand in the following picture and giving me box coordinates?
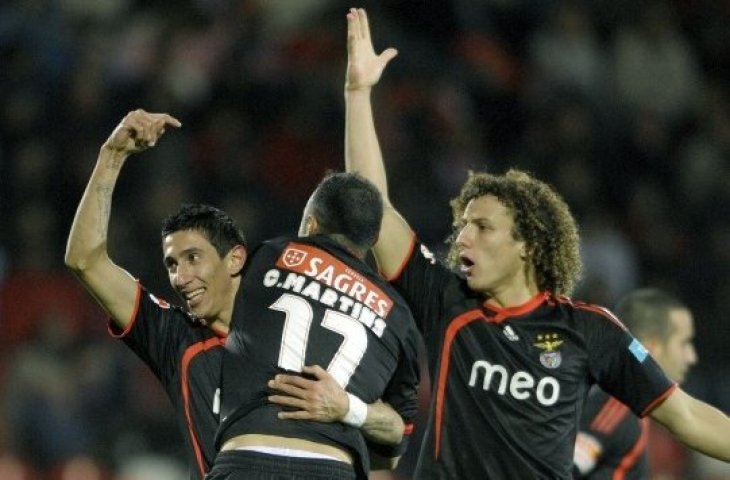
[103,109,182,155]
[345,8,398,92]
[268,365,349,422]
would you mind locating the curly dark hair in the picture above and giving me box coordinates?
[446,169,581,296]
[161,203,247,258]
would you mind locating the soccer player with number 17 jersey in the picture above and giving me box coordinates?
[344,7,730,479]
[211,172,421,480]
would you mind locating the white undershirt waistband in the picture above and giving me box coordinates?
[233,445,342,462]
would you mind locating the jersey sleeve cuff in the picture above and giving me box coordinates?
[383,232,418,283]
[108,280,142,338]
[640,382,678,417]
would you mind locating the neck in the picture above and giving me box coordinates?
[486,287,540,309]
[208,319,230,335]
[214,276,241,333]
[323,233,366,259]
[484,271,540,309]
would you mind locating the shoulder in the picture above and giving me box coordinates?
[551,295,627,330]
[139,288,210,332]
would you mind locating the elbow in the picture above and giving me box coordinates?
[64,243,104,273]
[64,249,82,271]
[64,244,86,271]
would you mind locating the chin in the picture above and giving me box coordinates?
[188,304,206,318]
[465,277,483,292]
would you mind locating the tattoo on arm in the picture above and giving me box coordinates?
[95,185,113,237]
[105,153,125,170]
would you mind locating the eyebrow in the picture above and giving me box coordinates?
[464,215,492,225]
[164,247,203,263]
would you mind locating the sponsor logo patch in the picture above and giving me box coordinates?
[281,248,308,268]
[276,242,394,317]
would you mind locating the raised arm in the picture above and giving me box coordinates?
[64,109,181,328]
[650,387,730,461]
[344,8,414,278]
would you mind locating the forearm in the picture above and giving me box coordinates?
[360,400,404,446]
[652,388,730,461]
[65,147,127,269]
[344,88,390,198]
[672,399,730,460]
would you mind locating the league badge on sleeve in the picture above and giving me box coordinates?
[628,338,649,363]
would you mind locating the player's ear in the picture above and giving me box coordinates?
[227,245,247,276]
[302,215,320,236]
[519,241,529,261]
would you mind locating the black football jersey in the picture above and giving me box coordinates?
[574,387,649,479]
[110,283,226,480]
[388,239,675,479]
[218,235,421,478]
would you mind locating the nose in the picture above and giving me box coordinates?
[687,344,698,366]
[455,224,472,247]
[172,264,193,289]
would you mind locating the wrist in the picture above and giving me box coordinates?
[99,145,130,169]
[342,393,368,428]
[344,85,373,96]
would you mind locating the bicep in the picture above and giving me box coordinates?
[71,254,139,328]
[373,206,415,280]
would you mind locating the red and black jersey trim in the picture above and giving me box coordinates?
[434,309,487,459]
[181,336,226,479]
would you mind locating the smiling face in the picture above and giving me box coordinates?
[163,229,242,326]
[455,195,533,301]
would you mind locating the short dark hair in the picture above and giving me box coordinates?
[614,288,688,341]
[161,203,247,258]
[309,172,383,252]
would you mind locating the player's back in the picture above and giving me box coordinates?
[217,234,419,470]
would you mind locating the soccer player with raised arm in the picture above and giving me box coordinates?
[343,7,730,478]
[65,110,416,479]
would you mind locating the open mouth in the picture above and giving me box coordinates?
[182,288,205,305]
[459,254,474,274]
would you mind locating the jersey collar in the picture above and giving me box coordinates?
[483,291,550,323]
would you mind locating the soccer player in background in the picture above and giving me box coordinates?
[342,7,730,478]
[574,288,697,478]
[65,110,414,479]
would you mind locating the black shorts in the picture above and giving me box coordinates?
[206,450,357,480]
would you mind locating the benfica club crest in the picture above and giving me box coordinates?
[534,333,563,369]
[282,248,308,268]
[539,351,562,369]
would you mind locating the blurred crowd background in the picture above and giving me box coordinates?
[2,0,730,478]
